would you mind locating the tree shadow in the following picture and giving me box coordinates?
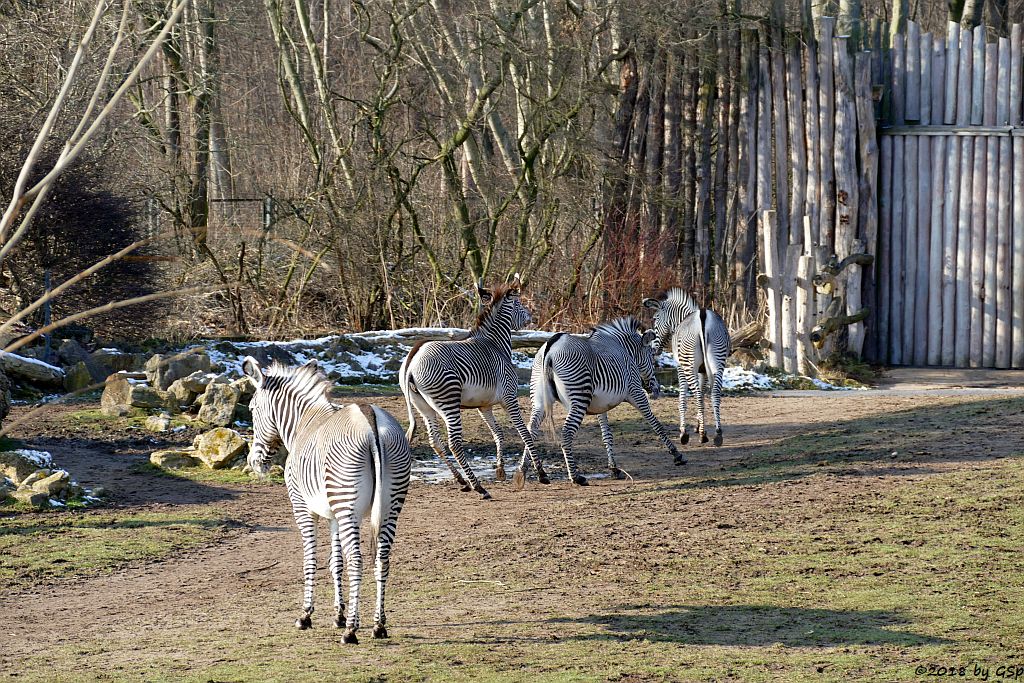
[553,603,948,647]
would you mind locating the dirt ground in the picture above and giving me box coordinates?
[3,387,1024,682]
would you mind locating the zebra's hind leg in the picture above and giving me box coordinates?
[422,413,471,492]
[478,407,507,482]
[329,519,345,628]
[692,371,709,444]
[711,368,724,447]
[598,413,624,479]
[677,366,690,445]
[372,518,398,639]
[439,407,490,499]
[339,516,363,644]
[290,502,317,630]
[559,403,588,486]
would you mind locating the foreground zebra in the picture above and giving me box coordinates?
[243,357,411,644]
[520,317,684,483]
[400,274,548,498]
[643,289,731,446]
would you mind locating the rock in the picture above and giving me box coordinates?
[180,371,222,393]
[145,351,212,391]
[31,470,70,497]
[230,377,255,404]
[100,373,133,417]
[11,489,48,508]
[63,361,94,393]
[18,470,49,489]
[197,383,239,427]
[57,339,89,366]
[0,367,10,426]
[90,348,147,375]
[217,342,293,369]
[166,379,197,408]
[0,352,65,388]
[91,486,109,498]
[129,384,175,411]
[192,428,247,469]
[144,414,172,433]
[0,450,52,485]
[150,449,200,469]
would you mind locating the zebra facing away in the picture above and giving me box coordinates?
[643,289,731,447]
[399,274,549,499]
[519,317,685,483]
[243,357,412,644]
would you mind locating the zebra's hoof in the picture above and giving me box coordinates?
[474,484,491,500]
[673,454,687,466]
[459,484,472,493]
[373,624,389,639]
[681,433,690,445]
[537,469,551,485]
[610,467,625,480]
[495,467,507,482]
[512,469,526,491]
[334,611,345,629]
[342,629,359,644]
[296,614,312,630]
[700,433,709,444]
[572,474,589,486]
[713,433,723,447]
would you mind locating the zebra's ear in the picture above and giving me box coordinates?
[510,272,522,291]
[241,356,265,387]
[642,297,661,310]
[477,284,493,302]
[302,359,319,373]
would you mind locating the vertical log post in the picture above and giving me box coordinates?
[913,32,933,366]
[927,38,946,366]
[855,52,878,359]
[954,28,974,367]
[796,252,814,375]
[761,210,783,367]
[834,37,862,354]
[982,41,1000,367]
[1011,25,1024,368]
[819,17,838,251]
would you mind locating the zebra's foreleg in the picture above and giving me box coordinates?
[440,408,490,499]
[339,517,363,644]
[421,412,471,491]
[478,407,507,482]
[598,413,623,479]
[290,503,317,630]
[677,365,690,445]
[629,386,685,466]
[507,394,550,490]
[559,403,588,486]
[711,369,724,447]
[329,519,345,628]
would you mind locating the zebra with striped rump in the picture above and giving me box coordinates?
[399,274,548,499]
[519,317,685,483]
[643,289,731,446]
[243,357,411,644]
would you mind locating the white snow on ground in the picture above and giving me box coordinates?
[14,449,53,468]
[183,328,862,391]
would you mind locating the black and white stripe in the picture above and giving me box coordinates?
[243,357,411,644]
[521,317,684,483]
[399,274,548,498]
[644,289,731,446]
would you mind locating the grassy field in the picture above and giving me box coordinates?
[2,392,1023,681]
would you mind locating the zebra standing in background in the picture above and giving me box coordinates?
[400,274,549,499]
[243,357,411,644]
[643,289,731,446]
[519,317,685,484]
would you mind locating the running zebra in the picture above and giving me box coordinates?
[399,274,548,499]
[519,317,684,483]
[243,357,411,644]
[643,289,731,446]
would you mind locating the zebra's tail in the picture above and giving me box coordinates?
[398,354,417,443]
[533,335,562,441]
[365,405,386,564]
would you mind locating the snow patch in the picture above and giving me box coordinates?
[14,449,53,468]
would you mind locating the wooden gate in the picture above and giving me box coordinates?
[878,21,1024,368]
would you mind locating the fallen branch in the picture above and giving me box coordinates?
[809,296,869,348]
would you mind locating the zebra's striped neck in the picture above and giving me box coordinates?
[261,365,335,453]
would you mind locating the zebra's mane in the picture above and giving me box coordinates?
[262,360,333,403]
[473,283,517,330]
[591,316,643,341]
[660,287,698,311]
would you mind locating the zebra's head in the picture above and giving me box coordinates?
[476,273,531,332]
[643,288,699,350]
[242,356,279,476]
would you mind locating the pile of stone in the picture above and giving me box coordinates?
[0,339,149,396]
[0,448,105,509]
[100,350,254,428]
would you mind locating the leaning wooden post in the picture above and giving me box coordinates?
[760,210,783,367]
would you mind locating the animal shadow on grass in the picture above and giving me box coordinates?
[554,604,948,647]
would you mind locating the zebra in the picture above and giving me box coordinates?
[518,317,685,483]
[399,274,548,499]
[643,288,731,447]
[242,357,411,644]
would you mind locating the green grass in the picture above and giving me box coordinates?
[130,460,284,485]
[66,408,195,431]
[0,509,236,587]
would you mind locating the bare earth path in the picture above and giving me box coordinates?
[3,387,1024,681]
